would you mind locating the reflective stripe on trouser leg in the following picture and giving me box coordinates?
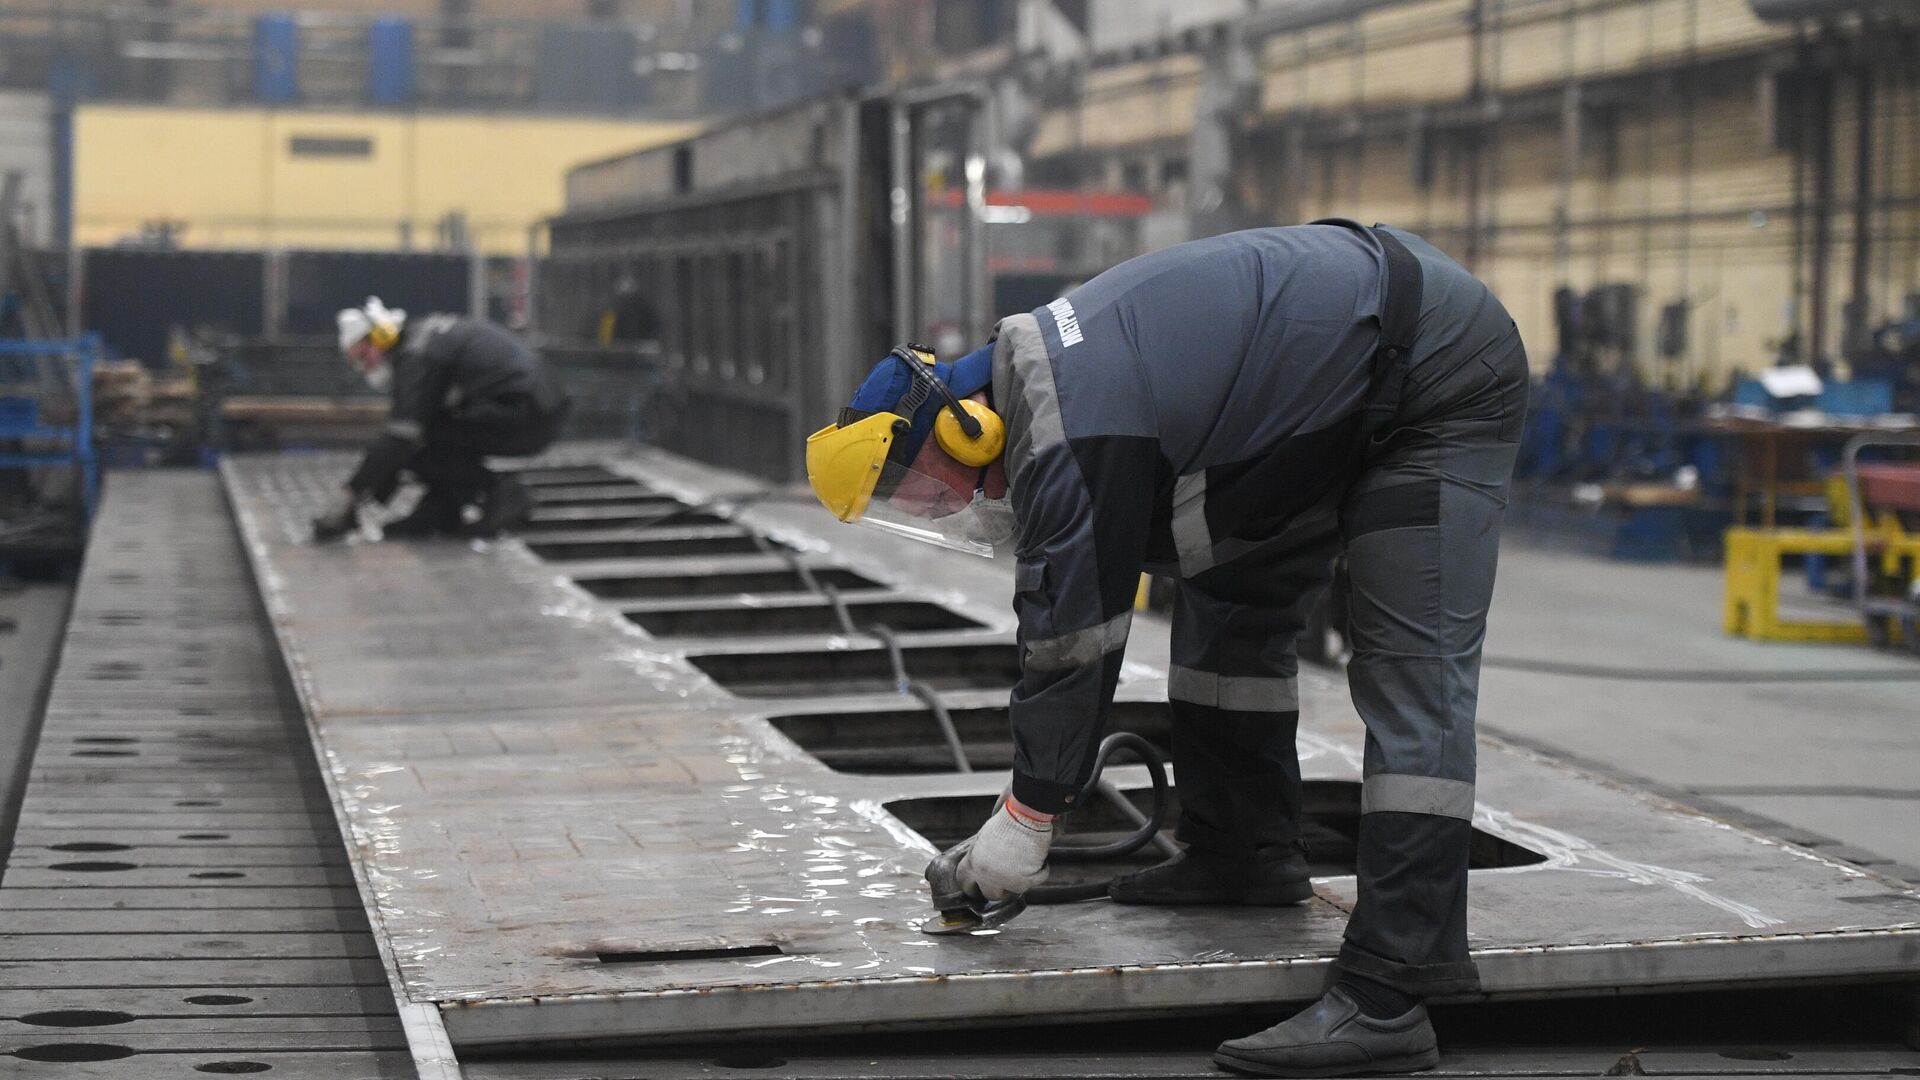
[1167,531,1337,862]
[1334,323,1527,998]
[1169,666,1300,711]
[1362,773,1474,820]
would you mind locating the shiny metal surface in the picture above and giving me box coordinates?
[221,445,1920,1051]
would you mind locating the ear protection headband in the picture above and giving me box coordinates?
[364,297,402,350]
[890,344,1005,468]
[367,320,400,350]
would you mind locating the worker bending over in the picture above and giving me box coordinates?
[313,298,570,542]
[807,221,1527,1077]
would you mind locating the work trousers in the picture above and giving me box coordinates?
[375,396,567,510]
[1168,304,1528,998]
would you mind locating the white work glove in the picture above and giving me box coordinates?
[956,794,1054,901]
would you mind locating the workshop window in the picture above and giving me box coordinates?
[288,136,374,158]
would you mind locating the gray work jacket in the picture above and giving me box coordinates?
[991,222,1404,813]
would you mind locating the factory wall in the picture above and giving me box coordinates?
[73,105,698,255]
[0,1,654,17]
[1026,0,1920,388]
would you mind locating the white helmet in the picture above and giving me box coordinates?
[335,296,405,353]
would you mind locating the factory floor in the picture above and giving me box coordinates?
[1480,542,1920,880]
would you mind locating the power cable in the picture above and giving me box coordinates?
[748,531,1180,891]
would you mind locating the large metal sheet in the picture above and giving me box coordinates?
[0,472,413,1080]
[220,448,1920,1051]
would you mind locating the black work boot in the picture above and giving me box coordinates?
[1107,845,1312,906]
[381,491,463,539]
[469,472,533,537]
[1213,986,1439,1077]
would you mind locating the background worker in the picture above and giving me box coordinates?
[806,221,1529,1078]
[312,297,570,542]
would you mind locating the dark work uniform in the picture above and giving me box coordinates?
[347,315,570,513]
[992,221,1528,997]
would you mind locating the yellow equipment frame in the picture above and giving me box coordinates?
[1723,523,1920,642]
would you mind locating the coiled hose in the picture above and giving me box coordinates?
[750,533,1179,901]
[1023,730,1171,904]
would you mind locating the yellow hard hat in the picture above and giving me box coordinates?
[805,411,908,522]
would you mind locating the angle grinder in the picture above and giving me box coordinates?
[920,731,1171,935]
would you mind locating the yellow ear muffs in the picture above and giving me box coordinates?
[367,320,400,350]
[933,397,1006,467]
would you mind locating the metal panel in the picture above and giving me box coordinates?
[0,471,410,1079]
[220,446,1920,1052]
[80,248,266,365]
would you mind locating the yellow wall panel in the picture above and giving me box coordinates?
[1030,109,1079,159]
[1297,23,1364,109]
[1260,36,1315,114]
[1359,0,1473,37]
[1496,17,1573,93]
[75,108,273,249]
[1360,35,1474,104]
[1694,0,1789,54]
[74,105,697,254]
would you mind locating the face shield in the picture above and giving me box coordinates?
[854,457,997,558]
[806,412,999,558]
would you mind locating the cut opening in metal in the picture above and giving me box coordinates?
[885,783,1546,887]
[688,644,1022,698]
[509,467,632,488]
[573,567,884,600]
[597,944,785,964]
[531,510,735,530]
[771,702,1172,774]
[531,485,665,507]
[713,1055,788,1070]
[527,533,787,561]
[627,600,984,640]
[518,514,700,534]
[529,494,688,515]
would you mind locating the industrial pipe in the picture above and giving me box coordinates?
[1243,0,1414,38]
[1846,59,1874,359]
[1750,0,1909,21]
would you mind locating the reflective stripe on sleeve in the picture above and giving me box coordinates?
[1170,471,1214,576]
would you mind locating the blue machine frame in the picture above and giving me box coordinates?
[0,334,101,522]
